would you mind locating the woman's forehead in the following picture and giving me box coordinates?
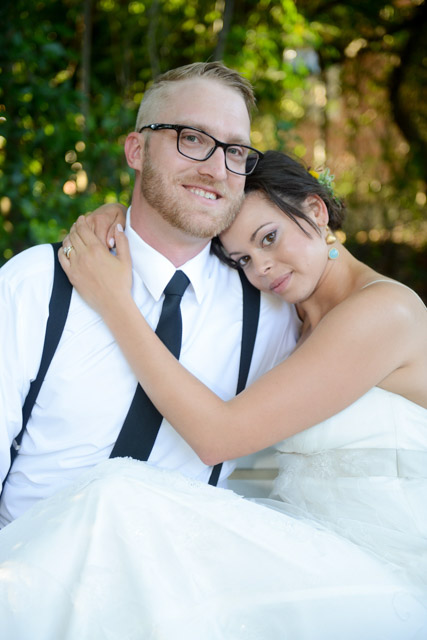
[220,192,274,244]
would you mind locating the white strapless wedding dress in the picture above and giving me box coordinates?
[0,388,426,639]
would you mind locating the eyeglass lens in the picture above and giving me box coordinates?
[178,128,257,175]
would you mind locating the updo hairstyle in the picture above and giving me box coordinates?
[212,150,346,268]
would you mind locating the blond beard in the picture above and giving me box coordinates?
[140,152,243,239]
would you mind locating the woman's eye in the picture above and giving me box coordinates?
[261,231,276,247]
[237,255,251,268]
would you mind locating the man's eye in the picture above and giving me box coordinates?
[237,255,251,268]
[261,231,276,247]
[182,134,201,144]
[227,146,245,158]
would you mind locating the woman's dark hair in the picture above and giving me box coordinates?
[212,150,346,268]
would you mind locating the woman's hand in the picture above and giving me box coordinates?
[59,216,133,317]
[62,203,127,250]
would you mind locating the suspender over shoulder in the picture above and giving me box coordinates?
[2,243,72,496]
[20,243,73,439]
[208,270,260,485]
[8,246,260,488]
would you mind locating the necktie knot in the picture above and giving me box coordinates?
[163,270,190,299]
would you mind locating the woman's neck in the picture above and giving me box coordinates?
[296,247,377,339]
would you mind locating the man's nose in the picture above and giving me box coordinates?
[198,147,228,180]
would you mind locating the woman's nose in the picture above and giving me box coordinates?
[252,253,272,275]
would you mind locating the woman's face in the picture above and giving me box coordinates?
[219,191,330,304]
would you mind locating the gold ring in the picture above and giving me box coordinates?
[64,245,74,259]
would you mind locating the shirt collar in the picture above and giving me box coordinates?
[125,207,215,304]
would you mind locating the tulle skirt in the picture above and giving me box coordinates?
[0,459,426,639]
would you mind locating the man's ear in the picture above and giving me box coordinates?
[303,195,329,227]
[125,132,144,171]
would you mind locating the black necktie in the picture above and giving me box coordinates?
[110,270,190,460]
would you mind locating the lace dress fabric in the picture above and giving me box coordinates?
[0,388,426,639]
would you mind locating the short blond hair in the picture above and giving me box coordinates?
[135,62,256,130]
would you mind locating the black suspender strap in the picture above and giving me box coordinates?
[235,270,261,396]
[207,270,260,486]
[10,243,73,467]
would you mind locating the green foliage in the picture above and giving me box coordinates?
[349,239,427,304]
[0,0,425,304]
[1,0,315,261]
[0,0,122,258]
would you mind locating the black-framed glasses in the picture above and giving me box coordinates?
[138,123,263,176]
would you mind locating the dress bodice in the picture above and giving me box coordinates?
[272,388,427,584]
[275,387,426,455]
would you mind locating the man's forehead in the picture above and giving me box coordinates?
[156,78,251,140]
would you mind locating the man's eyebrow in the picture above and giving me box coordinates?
[179,122,251,146]
[227,223,273,256]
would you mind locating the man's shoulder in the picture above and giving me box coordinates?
[259,290,299,335]
[1,244,55,284]
[260,289,294,314]
[0,244,56,302]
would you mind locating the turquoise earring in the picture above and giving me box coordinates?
[325,226,339,260]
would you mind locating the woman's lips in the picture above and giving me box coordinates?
[270,272,292,294]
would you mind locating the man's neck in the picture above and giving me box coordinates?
[130,204,211,268]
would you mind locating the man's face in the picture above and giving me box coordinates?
[138,79,250,239]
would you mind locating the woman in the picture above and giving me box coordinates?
[0,151,426,639]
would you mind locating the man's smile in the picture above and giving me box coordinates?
[185,186,220,201]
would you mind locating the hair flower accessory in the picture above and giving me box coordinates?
[309,167,337,201]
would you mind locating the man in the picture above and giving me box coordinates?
[0,62,299,527]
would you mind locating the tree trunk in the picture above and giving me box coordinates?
[81,0,94,133]
[214,0,235,61]
[147,0,161,78]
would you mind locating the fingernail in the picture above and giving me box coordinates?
[117,223,123,233]
[109,237,115,248]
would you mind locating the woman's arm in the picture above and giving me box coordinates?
[59,217,422,464]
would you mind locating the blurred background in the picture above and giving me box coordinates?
[1,0,426,300]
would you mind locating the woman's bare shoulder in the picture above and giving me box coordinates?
[359,278,425,308]
[340,276,426,323]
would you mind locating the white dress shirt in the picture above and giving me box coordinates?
[0,210,299,525]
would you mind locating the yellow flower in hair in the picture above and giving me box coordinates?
[309,169,319,179]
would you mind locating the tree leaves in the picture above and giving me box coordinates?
[0,0,425,298]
